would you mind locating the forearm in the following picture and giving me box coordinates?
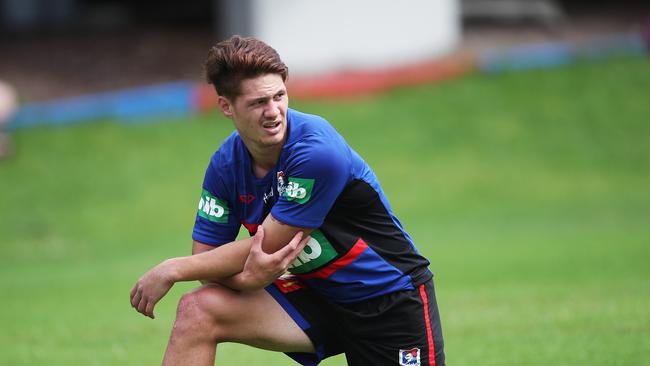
[194,264,277,291]
[205,273,255,291]
[169,237,253,283]
[194,269,250,291]
[186,219,311,291]
[130,236,268,318]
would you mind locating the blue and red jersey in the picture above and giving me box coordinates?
[193,108,432,303]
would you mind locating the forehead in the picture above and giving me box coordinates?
[239,74,286,100]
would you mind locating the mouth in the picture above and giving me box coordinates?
[262,120,282,134]
[262,120,281,129]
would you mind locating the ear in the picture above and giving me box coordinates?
[216,95,233,118]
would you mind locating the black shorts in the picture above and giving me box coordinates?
[265,277,445,366]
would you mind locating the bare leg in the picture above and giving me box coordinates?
[162,284,314,365]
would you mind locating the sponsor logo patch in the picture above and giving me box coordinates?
[399,348,421,366]
[283,177,315,204]
[197,189,229,223]
[287,230,337,274]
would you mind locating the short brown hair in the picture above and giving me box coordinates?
[204,35,288,100]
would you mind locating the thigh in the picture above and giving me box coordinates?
[266,277,345,364]
[189,283,314,354]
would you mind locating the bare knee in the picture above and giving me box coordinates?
[172,284,239,343]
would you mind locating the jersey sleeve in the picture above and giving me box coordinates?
[271,137,350,228]
[192,154,240,246]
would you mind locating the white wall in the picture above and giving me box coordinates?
[249,0,460,75]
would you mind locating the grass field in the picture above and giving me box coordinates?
[1,56,649,365]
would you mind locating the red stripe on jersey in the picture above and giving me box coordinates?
[299,238,368,279]
[241,221,259,235]
[419,284,436,366]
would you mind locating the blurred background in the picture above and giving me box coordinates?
[1,1,649,365]
[0,0,648,103]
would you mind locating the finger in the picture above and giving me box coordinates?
[292,234,310,256]
[280,234,310,269]
[137,297,149,316]
[250,225,265,253]
[288,230,305,249]
[288,232,309,259]
[298,234,310,249]
[131,287,142,308]
[145,300,156,319]
[291,235,311,257]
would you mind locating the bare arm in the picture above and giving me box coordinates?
[191,241,251,289]
[180,214,313,285]
[191,240,221,284]
[129,214,311,318]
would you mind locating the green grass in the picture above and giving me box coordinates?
[1,56,649,365]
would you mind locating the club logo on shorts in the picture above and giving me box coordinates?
[399,348,421,366]
[197,189,229,223]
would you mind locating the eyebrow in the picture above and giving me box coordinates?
[246,89,286,105]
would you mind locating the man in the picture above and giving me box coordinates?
[130,35,445,366]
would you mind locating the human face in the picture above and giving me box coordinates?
[224,74,288,152]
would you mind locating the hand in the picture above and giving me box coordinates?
[238,226,309,290]
[130,259,177,319]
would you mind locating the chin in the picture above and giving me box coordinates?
[263,136,284,147]
[265,126,287,145]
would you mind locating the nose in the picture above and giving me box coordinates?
[263,100,280,119]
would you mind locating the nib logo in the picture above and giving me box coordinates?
[287,230,336,274]
[282,177,315,204]
[198,189,229,223]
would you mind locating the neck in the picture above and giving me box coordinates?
[246,143,283,179]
